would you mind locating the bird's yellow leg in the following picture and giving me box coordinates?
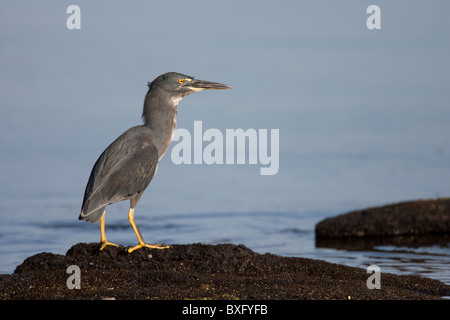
[99,211,120,250]
[127,207,170,253]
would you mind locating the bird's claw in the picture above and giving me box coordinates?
[99,240,120,250]
[127,243,171,253]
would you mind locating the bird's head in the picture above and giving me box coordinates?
[148,72,231,98]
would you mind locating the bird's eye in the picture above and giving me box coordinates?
[178,78,184,84]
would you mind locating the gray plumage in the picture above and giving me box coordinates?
[78,72,230,251]
[79,126,158,222]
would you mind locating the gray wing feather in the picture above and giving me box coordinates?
[79,126,159,222]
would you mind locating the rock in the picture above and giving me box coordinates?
[0,242,448,300]
[316,198,450,239]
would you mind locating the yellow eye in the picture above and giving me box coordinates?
[178,78,184,84]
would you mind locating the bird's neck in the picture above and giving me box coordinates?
[142,87,180,161]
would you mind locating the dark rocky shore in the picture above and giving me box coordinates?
[0,242,448,300]
[1,198,449,300]
[316,198,450,249]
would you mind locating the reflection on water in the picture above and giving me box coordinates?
[316,235,450,285]
[0,205,448,287]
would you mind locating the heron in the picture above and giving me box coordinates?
[79,72,231,252]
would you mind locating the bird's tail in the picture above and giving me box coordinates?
[79,206,105,223]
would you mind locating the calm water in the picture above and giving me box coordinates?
[0,196,448,287]
[0,1,449,291]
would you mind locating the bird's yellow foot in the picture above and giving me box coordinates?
[127,243,171,253]
[99,240,120,251]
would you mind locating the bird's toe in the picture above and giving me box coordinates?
[127,243,171,253]
[99,241,120,251]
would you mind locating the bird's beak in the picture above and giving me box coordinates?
[187,79,232,91]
